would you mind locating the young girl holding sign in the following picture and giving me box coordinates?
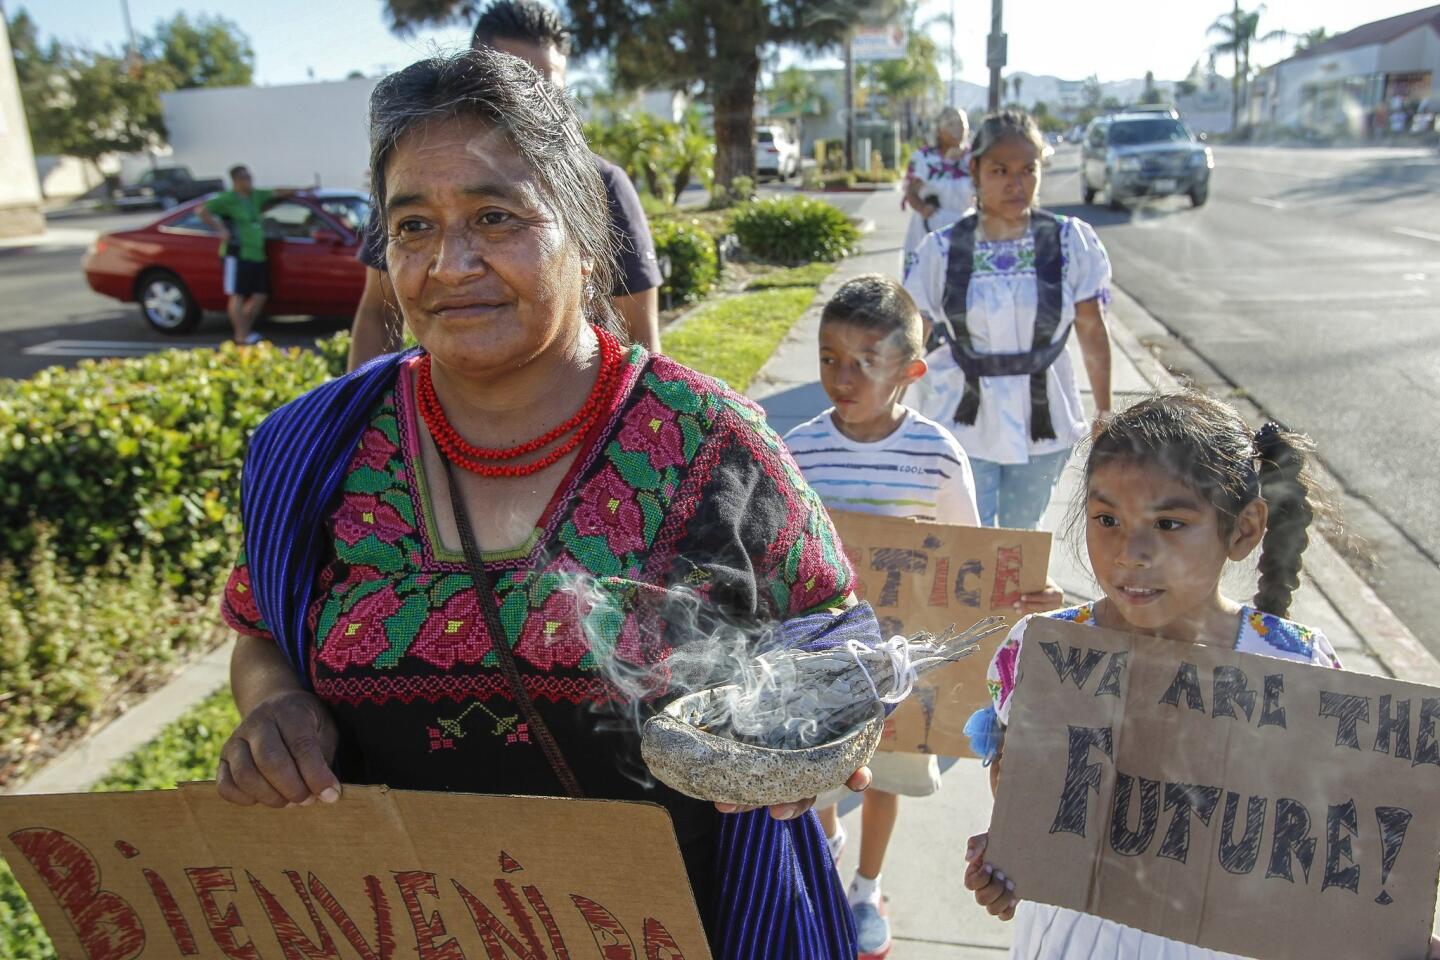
[963,391,1351,958]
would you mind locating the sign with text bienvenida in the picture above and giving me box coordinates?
[0,784,711,960]
[987,618,1440,960]
[830,510,1051,757]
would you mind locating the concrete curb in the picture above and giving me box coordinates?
[1105,285,1440,685]
[4,637,235,796]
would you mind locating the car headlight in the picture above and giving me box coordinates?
[1118,157,1141,172]
[1189,148,1214,169]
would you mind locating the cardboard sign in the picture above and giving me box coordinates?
[829,510,1051,757]
[987,618,1440,960]
[0,784,711,960]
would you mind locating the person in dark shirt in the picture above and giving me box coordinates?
[346,0,663,369]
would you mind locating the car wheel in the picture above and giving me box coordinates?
[158,195,179,210]
[1105,180,1124,211]
[1189,183,1209,207]
[136,269,201,334]
[1082,174,1096,205]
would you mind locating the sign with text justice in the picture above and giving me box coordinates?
[829,510,1051,757]
[0,784,711,960]
[986,618,1440,960]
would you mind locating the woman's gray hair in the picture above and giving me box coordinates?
[367,47,622,338]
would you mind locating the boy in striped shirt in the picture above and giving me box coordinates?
[783,273,979,959]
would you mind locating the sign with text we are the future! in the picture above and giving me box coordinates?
[0,784,710,960]
[829,511,1051,757]
[987,619,1440,960]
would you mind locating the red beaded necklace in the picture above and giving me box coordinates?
[417,328,624,478]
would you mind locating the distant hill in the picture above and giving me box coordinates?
[945,72,1176,113]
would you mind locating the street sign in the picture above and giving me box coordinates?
[987,32,1008,70]
[852,24,908,62]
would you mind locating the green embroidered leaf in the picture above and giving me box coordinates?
[335,534,405,571]
[381,488,416,527]
[769,578,791,616]
[638,490,663,545]
[499,587,528,644]
[679,415,703,462]
[430,573,470,606]
[559,521,623,577]
[643,373,704,414]
[313,599,341,647]
[783,535,804,582]
[339,575,391,614]
[376,593,430,667]
[342,465,394,495]
[606,442,661,490]
[373,412,400,444]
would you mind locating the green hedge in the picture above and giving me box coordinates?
[0,339,345,592]
[652,218,719,304]
[730,196,859,265]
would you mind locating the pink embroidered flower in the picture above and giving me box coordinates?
[427,726,456,752]
[617,394,685,469]
[353,426,399,471]
[571,465,646,556]
[409,590,491,670]
[333,493,411,545]
[318,587,403,671]
[514,590,590,671]
[224,566,262,627]
[994,642,1020,712]
[506,722,530,745]
[333,564,381,598]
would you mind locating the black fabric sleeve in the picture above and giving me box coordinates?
[595,156,663,297]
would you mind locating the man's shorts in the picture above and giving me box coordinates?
[222,257,270,297]
[817,751,943,807]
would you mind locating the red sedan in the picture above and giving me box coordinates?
[83,190,371,334]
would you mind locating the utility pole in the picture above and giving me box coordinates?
[844,29,855,171]
[119,0,140,71]
[949,0,957,108]
[986,0,1006,113]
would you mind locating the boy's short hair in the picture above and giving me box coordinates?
[819,273,925,361]
[228,164,250,179]
[472,0,572,55]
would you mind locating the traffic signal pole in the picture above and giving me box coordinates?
[986,0,1006,112]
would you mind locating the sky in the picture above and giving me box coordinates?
[16,0,1437,89]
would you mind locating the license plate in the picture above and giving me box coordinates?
[1153,178,1177,193]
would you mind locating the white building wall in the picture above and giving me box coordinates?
[161,77,379,192]
[1272,43,1383,130]
[0,19,44,236]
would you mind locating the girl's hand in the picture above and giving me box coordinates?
[715,766,871,821]
[217,689,341,808]
[964,832,1019,920]
[1015,577,1064,617]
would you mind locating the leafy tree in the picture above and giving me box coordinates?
[380,0,902,188]
[768,65,828,121]
[1209,2,1286,129]
[586,108,713,205]
[142,12,255,88]
[7,8,67,155]
[1293,27,1328,54]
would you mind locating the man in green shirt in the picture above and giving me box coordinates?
[199,165,294,344]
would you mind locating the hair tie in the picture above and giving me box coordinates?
[1253,420,1286,454]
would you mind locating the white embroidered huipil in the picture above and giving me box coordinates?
[903,214,1111,465]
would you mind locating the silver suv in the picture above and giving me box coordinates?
[1080,113,1213,209]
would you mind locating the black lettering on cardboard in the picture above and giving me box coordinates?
[1049,725,1114,837]
[1212,666,1257,722]
[870,548,929,608]
[1260,674,1287,729]
[1374,806,1414,906]
[1158,783,1222,863]
[1219,792,1267,875]
[1109,773,1159,856]
[1374,695,1412,760]
[1159,662,1205,713]
[1095,652,1128,699]
[953,558,984,608]
[1319,692,1371,750]
[1038,642,1108,690]
[1266,798,1317,884]
[1414,698,1440,768]
[1322,800,1361,894]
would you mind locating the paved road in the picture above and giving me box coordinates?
[0,209,347,381]
[1039,144,1440,648]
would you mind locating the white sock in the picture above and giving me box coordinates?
[826,823,846,861]
[849,871,881,906]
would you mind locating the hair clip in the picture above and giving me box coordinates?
[1253,420,1286,448]
[532,80,587,153]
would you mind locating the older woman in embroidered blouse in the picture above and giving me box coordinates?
[214,49,870,959]
[902,106,973,276]
[904,110,1112,537]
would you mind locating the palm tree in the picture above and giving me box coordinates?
[1293,27,1329,54]
[864,1,951,143]
[1209,3,1287,130]
[1010,74,1023,104]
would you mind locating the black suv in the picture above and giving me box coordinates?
[1080,113,1213,209]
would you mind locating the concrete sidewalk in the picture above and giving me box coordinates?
[745,188,1440,957]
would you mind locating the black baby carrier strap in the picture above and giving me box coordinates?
[937,209,1067,441]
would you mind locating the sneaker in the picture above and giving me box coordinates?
[852,899,891,959]
[826,824,846,865]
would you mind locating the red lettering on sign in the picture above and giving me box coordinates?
[992,546,1022,609]
[306,873,396,960]
[452,878,557,960]
[186,866,260,960]
[523,885,570,958]
[642,918,686,960]
[247,870,340,960]
[571,895,636,959]
[394,870,466,960]
[929,558,951,606]
[7,828,145,960]
[144,867,198,955]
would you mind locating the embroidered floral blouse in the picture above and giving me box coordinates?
[221,347,854,850]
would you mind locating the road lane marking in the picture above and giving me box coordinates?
[23,340,172,358]
[1393,227,1440,243]
[1248,197,1285,209]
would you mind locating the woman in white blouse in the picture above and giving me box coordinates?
[901,107,974,277]
[903,110,1112,530]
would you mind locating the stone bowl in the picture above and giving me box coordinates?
[640,685,887,807]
